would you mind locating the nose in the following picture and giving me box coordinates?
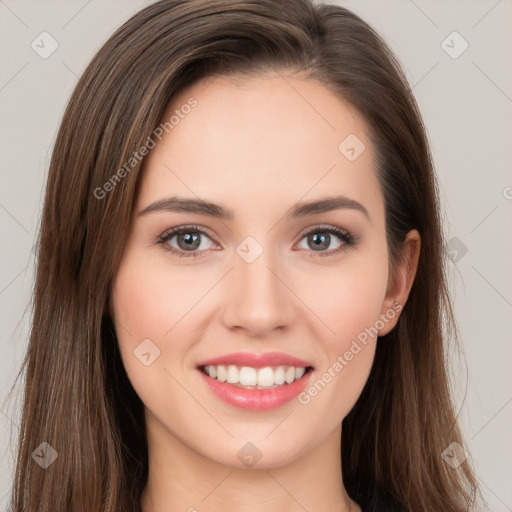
[220,244,295,337]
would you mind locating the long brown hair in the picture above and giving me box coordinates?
[8,1,482,511]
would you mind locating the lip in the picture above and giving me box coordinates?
[196,351,314,369]
[198,367,313,411]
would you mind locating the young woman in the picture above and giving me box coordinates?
[10,0,482,511]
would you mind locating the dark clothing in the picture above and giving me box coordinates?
[347,475,408,512]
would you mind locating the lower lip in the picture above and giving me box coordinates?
[198,369,312,411]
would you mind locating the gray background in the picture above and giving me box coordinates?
[1,1,511,510]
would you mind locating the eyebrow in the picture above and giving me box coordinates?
[138,195,370,221]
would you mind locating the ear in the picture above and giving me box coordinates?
[378,229,421,336]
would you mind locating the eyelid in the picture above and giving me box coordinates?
[293,224,357,256]
[158,224,219,244]
[157,223,357,258]
[295,223,353,241]
[157,224,221,258]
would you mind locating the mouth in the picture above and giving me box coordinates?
[196,351,315,411]
[198,364,314,390]
[196,357,314,411]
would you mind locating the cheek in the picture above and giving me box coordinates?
[110,253,190,382]
[294,244,389,416]
[300,242,390,345]
[110,254,204,420]
[111,251,210,342]
[110,249,226,411]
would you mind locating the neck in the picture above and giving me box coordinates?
[140,410,361,512]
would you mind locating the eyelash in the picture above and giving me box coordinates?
[156,224,358,259]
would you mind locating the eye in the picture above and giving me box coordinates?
[157,224,358,259]
[295,225,357,257]
[157,225,218,258]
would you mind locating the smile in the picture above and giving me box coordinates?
[200,364,310,389]
[199,365,313,412]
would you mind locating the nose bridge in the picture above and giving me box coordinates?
[223,235,293,334]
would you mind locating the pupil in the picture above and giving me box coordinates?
[310,233,329,250]
[179,232,200,250]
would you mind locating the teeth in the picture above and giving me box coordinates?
[257,366,274,387]
[274,366,285,385]
[285,367,295,384]
[202,364,309,388]
[227,365,238,384]
[216,365,227,382]
[239,366,257,386]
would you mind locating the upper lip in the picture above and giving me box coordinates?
[196,351,314,369]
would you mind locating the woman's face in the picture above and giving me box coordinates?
[112,73,404,469]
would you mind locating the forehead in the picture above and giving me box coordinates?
[138,73,384,224]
